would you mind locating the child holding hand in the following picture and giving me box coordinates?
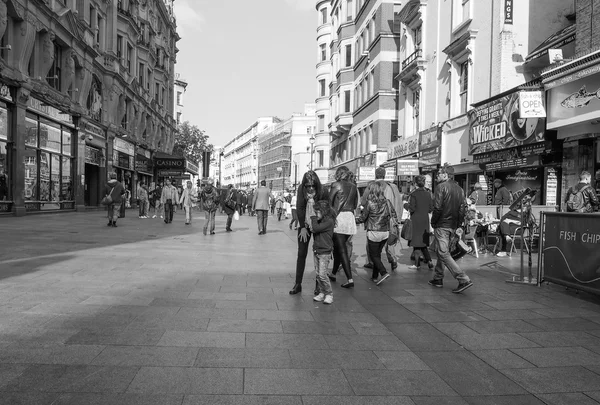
[311,200,336,304]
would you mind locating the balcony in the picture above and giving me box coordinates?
[397,48,426,84]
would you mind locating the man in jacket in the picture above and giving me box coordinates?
[160,178,178,224]
[494,178,512,205]
[222,184,236,232]
[252,180,272,235]
[565,171,599,213]
[361,166,402,270]
[104,172,126,227]
[137,183,150,218]
[428,164,473,293]
[179,180,196,225]
[199,178,219,235]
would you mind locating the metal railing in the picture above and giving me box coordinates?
[402,48,422,70]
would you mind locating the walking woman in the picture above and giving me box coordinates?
[289,170,329,295]
[104,172,125,227]
[405,175,434,269]
[328,166,358,288]
[355,181,398,285]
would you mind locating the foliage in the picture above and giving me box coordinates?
[172,121,213,165]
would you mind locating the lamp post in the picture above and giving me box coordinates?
[309,134,315,171]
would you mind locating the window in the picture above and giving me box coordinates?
[89,5,94,27]
[318,150,324,167]
[459,61,469,113]
[391,120,399,142]
[413,25,422,49]
[146,68,151,90]
[344,90,351,113]
[392,62,399,89]
[364,76,369,103]
[369,71,375,98]
[365,24,370,48]
[116,35,123,60]
[96,15,102,45]
[154,83,159,102]
[126,43,133,73]
[462,0,471,22]
[370,16,376,41]
[176,112,182,124]
[317,114,325,132]
[321,8,328,24]
[177,91,182,106]
[320,43,327,62]
[117,0,123,10]
[347,0,353,21]
[345,44,352,67]
[138,62,144,86]
[48,42,62,91]
[412,89,420,135]
[319,79,326,97]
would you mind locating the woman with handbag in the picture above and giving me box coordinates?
[355,181,398,285]
[404,175,434,269]
[103,172,125,227]
[328,166,358,288]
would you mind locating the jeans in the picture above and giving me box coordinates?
[154,201,162,217]
[314,252,333,295]
[107,202,121,222]
[184,205,193,224]
[433,227,470,282]
[204,210,216,233]
[294,228,312,285]
[164,201,174,223]
[226,212,233,230]
[367,239,388,279]
[256,210,268,233]
[366,240,397,266]
[332,233,352,281]
[138,199,149,217]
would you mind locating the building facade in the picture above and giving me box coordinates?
[222,117,279,189]
[174,73,188,126]
[258,104,316,193]
[0,0,179,216]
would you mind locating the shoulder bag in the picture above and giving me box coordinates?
[386,199,400,246]
[101,186,115,206]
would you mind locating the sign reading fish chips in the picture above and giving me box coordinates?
[468,92,546,155]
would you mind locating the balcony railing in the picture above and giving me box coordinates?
[402,48,422,70]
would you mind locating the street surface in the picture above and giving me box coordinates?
[1,209,600,404]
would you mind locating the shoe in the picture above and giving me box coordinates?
[408,265,420,270]
[496,251,507,257]
[107,221,112,226]
[160,215,163,219]
[313,293,325,302]
[341,281,354,289]
[112,222,117,227]
[364,263,373,269]
[327,273,336,282]
[185,222,190,225]
[391,262,398,271]
[210,232,215,235]
[376,273,390,285]
[428,279,443,288]
[289,284,302,295]
[203,229,207,235]
[324,295,333,304]
[139,216,142,218]
[226,228,232,232]
[371,278,378,283]
[453,281,473,294]
[428,261,434,270]
[289,224,292,230]
[164,220,168,224]
[152,215,157,218]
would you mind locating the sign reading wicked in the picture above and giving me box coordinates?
[468,91,546,155]
[541,213,600,296]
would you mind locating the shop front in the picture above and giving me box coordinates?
[544,65,600,209]
[468,87,555,207]
[82,122,107,207]
[112,137,135,207]
[154,153,186,186]
[387,135,419,194]
[23,97,76,212]
[0,86,12,214]
[418,126,442,183]
[135,148,153,188]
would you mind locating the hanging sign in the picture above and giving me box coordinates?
[358,166,376,181]
[504,0,513,24]
[388,135,419,160]
[397,159,420,176]
[519,91,546,118]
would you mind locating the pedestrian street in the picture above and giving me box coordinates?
[1,210,600,404]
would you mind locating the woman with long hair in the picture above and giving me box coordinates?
[328,166,358,288]
[356,180,398,285]
[289,170,329,295]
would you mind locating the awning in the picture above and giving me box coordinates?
[525,24,576,62]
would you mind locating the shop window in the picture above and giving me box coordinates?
[62,157,73,200]
[40,119,62,153]
[24,148,37,201]
[25,115,38,147]
[62,129,72,156]
[0,141,9,201]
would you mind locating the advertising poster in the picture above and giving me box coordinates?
[546,167,558,207]
[468,92,546,154]
[542,213,600,295]
[498,167,543,203]
[547,71,600,129]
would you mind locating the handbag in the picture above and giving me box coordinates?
[450,227,471,260]
[386,200,400,246]
[233,210,240,220]
[100,186,115,206]
[400,218,412,241]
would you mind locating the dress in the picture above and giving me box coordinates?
[407,188,433,248]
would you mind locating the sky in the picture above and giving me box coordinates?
[173,0,317,148]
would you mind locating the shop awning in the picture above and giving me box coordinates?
[525,24,576,62]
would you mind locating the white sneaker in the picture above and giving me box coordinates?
[324,295,333,305]
[160,215,163,219]
[313,293,325,302]
[496,251,507,257]
[152,215,156,218]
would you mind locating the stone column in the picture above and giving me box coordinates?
[11,86,30,216]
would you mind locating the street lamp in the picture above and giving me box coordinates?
[309,134,315,171]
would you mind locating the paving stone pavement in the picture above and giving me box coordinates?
[1,209,600,404]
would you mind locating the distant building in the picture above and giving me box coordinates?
[174,74,188,125]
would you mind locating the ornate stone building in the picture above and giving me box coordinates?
[0,0,179,216]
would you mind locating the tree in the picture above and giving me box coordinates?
[172,121,213,165]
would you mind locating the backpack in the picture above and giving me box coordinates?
[566,185,590,212]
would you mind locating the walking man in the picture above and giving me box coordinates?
[161,178,178,224]
[179,180,196,225]
[199,178,219,235]
[137,183,150,218]
[428,164,473,293]
[223,184,236,232]
[252,180,272,235]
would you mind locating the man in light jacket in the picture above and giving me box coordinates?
[161,178,178,224]
[179,180,196,225]
[252,179,272,235]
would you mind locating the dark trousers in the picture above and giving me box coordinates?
[332,233,352,281]
[226,213,233,230]
[164,201,174,223]
[294,228,313,285]
[367,239,388,279]
[256,210,268,233]
[290,209,298,228]
[413,247,432,264]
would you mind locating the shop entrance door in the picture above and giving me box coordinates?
[85,164,100,206]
